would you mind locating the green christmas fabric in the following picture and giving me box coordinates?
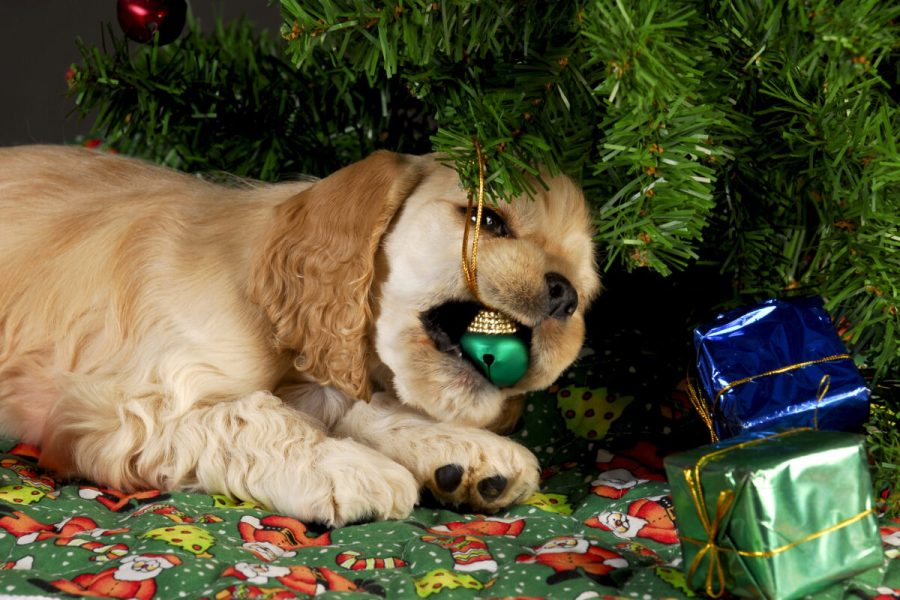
[0,350,897,599]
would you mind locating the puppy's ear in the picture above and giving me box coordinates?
[252,151,430,401]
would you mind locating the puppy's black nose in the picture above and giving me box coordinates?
[546,272,578,319]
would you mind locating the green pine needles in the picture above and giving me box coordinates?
[69,1,898,384]
[69,17,419,180]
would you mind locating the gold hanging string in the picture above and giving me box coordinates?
[681,428,874,598]
[687,353,851,442]
[461,140,487,304]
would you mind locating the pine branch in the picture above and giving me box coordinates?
[68,17,432,180]
[67,1,900,379]
[281,0,592,202]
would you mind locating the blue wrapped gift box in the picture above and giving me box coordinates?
[692,296,870,440]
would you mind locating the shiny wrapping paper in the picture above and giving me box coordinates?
[693,296,869,440]
[664,429,884,599]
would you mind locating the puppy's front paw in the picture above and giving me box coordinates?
[421,433,539,512]
[311,439,418,526]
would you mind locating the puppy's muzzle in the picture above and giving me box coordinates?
[546,272,578,319]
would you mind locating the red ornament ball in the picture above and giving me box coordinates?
[116,0,187,45]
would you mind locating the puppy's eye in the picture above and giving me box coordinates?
[464,207,510,237]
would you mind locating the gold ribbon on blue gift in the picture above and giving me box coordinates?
[685,353,851,443]
[679,429,874,598]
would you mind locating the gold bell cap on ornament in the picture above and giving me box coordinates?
[466,309,518,334]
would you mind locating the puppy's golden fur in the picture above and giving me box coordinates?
[0,146,599,525]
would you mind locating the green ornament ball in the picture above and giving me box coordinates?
[459,331,529,387]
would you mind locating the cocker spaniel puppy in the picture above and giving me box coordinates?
[0,146,600,525]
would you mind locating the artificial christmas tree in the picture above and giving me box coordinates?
[69,1,899,374]
[66,0,898,509]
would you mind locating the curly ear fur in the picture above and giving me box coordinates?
[251,151,430,401]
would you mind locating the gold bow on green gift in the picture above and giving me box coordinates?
[664,429,883,600]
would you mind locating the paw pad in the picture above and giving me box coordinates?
[434,464,464,492]
[476,475,508,502]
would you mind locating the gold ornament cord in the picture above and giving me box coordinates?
[459,141,526,335]
[462,140,487,304]
[688,353,851,442]
[680,428,874,598]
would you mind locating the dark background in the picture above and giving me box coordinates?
[0,1,281,147]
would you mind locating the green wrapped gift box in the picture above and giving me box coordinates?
[664,429,883,599]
